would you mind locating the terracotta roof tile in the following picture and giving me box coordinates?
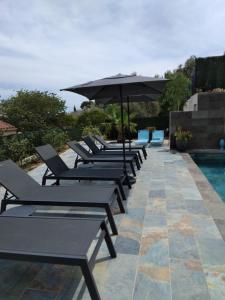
[0,120,17,130]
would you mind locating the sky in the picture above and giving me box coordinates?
[0,0,225,111]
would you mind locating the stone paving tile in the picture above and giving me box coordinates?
[166,198,186,214]
[133,271,171,300]
[170,258,210,300]
[191,215,222,239]
[168,229,200,260]
[114,208,145,255]
[149,189,166,198]
[146,198,167,215]
[185,199,210,215]
[79,254,139,300]
[204,265,225,300]
[197,238,225,266]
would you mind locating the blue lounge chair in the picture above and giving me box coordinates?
[135,129,149,145]
[151,130,164,146]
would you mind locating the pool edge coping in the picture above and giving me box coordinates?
[182,153,225,242]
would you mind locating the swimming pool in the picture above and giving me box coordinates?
[191,153,225,202]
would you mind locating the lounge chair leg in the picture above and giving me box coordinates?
[0,199,7,213]
[116,180,126,200]
[101,221,116,258]
[138,152,143,163]
[130,162,136,177]
[105,205,118,235]
[81,261,101,300]
[115,189,125,213]
[125,174,132,189]
[42,176,46,186]
[55,179,60,186]
[135,156,141,170]
[143,148,147,159]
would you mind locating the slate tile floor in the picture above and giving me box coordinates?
[0,146,225,299]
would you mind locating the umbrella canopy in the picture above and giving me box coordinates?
[61,73,169,185]
[94,93,160,105]
[60,74,168,100]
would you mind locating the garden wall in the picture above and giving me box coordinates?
[170,93,225,149]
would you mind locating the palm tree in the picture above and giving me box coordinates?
[103,104,137,141]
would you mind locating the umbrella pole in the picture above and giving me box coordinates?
[126,96,131,151]
[119,87,135,186]
[119,85,126,173]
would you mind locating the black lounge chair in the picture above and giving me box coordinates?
[83,135,142,165]
[0,160,125,235]
[94,135,147,159]
[67,141,138,177]
[0,211,115,300]
[35,144,128,199]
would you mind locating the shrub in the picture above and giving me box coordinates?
[4,136,32,165]
[42,129,69,150]
[175,127,192,141]
[82,125,101,137]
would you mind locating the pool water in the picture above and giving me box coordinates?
[191,153,225,202]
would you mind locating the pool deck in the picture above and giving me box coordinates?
[0,146,225,299]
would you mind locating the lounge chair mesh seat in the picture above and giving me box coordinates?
[0,215,115,300]
[94,135,147,159]
[135,129,149,145]
[35,144,127,199]
[83,135,143,164]
[67,141,138,177]
[0,160,125,235]
[151,130,164,145]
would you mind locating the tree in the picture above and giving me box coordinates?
[0,90,71,131]
[160,72,191,112]
[80,100,94,110]
[76,106,107,128]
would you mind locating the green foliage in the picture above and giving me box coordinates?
[196,54,225,90]
[104,104,137,140]
[175,127,192,141]
[42,129,69,150]
[80,100,94,110]
[160,72,191,112]
[0,90,70,131]
[82,125,101,137]
[76,107,107,128]
[4,136,32,165]
[66,127,82,141]
[126,102,160,118]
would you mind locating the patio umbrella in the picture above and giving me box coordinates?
[61,74,168,184]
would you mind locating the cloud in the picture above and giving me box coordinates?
[0,0,225,110]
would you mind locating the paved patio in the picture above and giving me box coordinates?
[0,146,225,299]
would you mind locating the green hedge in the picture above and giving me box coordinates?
[196,55,225,90]
[134,116,169,131]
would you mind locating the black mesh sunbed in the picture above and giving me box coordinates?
[67,141,138,177]
[35,144,128,199]
[0,213,115,300]
[83,135,142,165]
[0,160,125,235]
[94,135,147,159]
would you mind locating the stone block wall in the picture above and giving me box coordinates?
[170,93,225,149]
